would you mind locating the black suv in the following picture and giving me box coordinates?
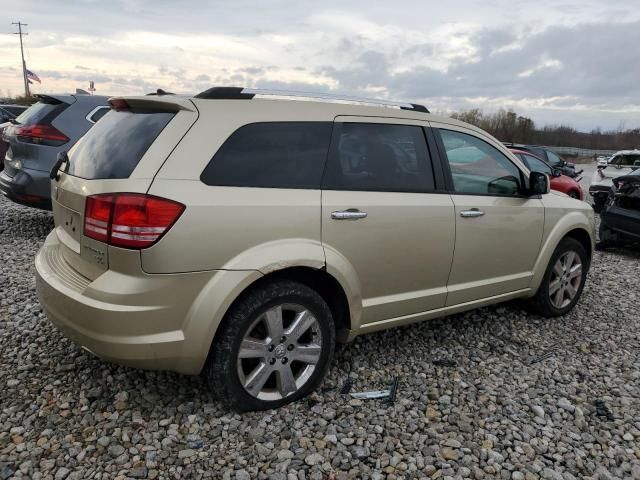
[502,143,582,178]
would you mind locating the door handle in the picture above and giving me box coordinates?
[460,209,485,218]
[331,209,368,220]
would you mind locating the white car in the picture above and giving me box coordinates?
[590,150,640,212]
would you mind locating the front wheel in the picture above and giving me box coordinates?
[525,238,589,317]
[204,280,335,411]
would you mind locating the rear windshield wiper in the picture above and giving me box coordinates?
[50,151,69,180]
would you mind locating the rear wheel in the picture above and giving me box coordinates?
[204,280,335,411]
[526,238,588,317]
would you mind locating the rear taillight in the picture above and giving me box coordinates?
[84,193,184,249]
[16,124,69,146]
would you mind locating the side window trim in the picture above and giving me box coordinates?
[321,120,438,194]
[434,127,529,198]
[423,126,448,192]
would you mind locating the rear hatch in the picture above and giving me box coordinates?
[51,96,198,280]
[3,95,74,176]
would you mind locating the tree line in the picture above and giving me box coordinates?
[450,108,640,151]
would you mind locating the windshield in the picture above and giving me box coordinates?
[522,154,552,175]
[612,154,640,167]
[545,150,564,166]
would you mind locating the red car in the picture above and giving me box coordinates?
[510,148,584,200]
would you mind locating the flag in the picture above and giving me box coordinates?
[26,69,41,84]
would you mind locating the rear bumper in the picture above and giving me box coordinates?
[35,231,259,374]
[0,167,52,209]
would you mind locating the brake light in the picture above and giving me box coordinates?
[109,99,130,111]
[16,124,69,146]
[84,193,184,249]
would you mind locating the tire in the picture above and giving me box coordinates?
[204,280,335,411]
[525,237,589,317]
[568,190,580,199]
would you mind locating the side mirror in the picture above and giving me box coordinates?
[529,171,550,196]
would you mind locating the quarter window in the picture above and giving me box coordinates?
[439,129,522,196]
[201,122,332,189]
[88,107,110,123]
[322,123,435,192]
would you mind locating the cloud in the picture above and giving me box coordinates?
[2,1,640,129]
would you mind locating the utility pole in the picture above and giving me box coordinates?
[12,21,30,98]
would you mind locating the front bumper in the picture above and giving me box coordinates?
[601,206,640,241]
[588,185,611,206]
[0,167,52,209]
[35,232,226,374]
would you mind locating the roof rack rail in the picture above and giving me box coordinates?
[194,87,429,113]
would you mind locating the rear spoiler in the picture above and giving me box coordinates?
[108,95,196,113]
[35,94,76,105]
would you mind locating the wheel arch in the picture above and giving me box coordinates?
[529,214,594,295]
[205,266,354,369]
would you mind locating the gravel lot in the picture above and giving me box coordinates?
[1,190,639,480]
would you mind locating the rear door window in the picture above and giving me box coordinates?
[67,110,174,179]
[200,122,332,188]
[322,122,435,192]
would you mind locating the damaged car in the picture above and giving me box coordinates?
[590,149,640,212]
[598,170,640,249]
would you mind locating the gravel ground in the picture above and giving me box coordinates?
[1,193,639,480]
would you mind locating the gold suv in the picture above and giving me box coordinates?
[35,88,595,410]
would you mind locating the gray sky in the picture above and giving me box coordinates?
[2,0,639,131]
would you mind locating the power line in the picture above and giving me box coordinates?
[12,21,30,97]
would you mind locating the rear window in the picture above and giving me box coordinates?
[201,122,332,189]
[15,101,68,126]
[3,106,27,117]
[67,110,174,180]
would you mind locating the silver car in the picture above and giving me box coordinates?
[590,150,640,212]
[0,93,109,209]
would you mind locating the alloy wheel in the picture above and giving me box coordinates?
[548,251,583,309]
[236,303,323,401]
